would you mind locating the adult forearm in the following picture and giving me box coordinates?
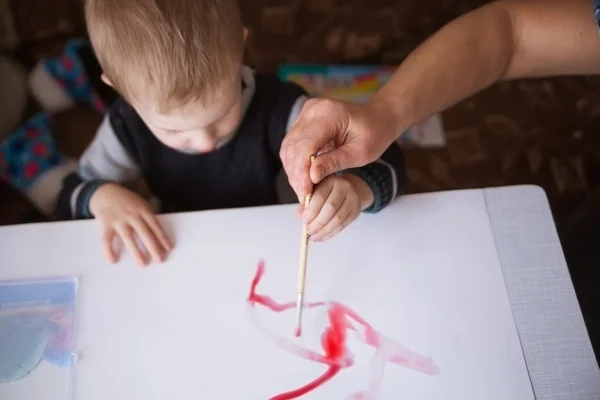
[279,0,600,198]
[370,0,600,133]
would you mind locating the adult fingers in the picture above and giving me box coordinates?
[282,114,341,199]
[115,223,147,267]
[311,132,383,183]
[310,147,354,183]
[143,213,173,252]
[282,121,330,199]
[290,147,315,201]
[130,218,166,263]
[306,187,345,237]
[102,227,118,264]
[296,203,305,218]
[280,123,313,199]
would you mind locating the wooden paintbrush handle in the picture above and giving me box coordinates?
[297,192,312,293]
[297,156,315,293]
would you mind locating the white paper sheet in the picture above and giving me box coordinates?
[0,190,534,400]
[1,362,71,400]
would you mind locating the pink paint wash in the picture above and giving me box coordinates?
[247,260,440,399]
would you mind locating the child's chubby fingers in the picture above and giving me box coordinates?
[301,181,332,224]
[309,198,355,241]
[102,227,118,264]
[130,218,167,263]
[115,223,148,267]
[143,213,173,252]
[306,186,345,238]
[318,208,359,242]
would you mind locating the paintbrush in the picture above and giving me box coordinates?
[295,156,315,337]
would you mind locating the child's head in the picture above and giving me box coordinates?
[85,0,246,153]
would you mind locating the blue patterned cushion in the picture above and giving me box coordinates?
[0,113,65,193]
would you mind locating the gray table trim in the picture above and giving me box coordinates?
[484,185,600,400]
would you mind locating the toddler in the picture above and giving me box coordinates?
[58,0,406,266]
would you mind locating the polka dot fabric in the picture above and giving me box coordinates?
[0,113,65,193]
[43,39,106,114]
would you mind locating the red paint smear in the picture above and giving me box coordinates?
[247,260,439,400]
[270,366,341,400]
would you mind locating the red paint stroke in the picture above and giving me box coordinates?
[247,260,440,400]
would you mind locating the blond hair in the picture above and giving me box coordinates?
[85,0,244,112]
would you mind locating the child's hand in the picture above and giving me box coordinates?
[89,183,172,266]
[300,174,374,242]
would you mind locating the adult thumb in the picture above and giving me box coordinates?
[311,148,353,183]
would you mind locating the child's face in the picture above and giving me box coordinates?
[102,29,249,154]
[134,80,244,154]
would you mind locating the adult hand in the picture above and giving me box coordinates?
[280,97,402,200]
[281,0,600,202]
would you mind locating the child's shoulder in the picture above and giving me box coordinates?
[247,71,307,121]
[251,69,307,98]
[100,96,153,150]
[103,96,150,135]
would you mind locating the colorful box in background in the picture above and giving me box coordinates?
[279,64,446,148]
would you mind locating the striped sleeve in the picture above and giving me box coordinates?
[341,142,406,213]
[57,112,141,219]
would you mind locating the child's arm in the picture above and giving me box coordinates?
[269,86,406,211]
[57,115,142,219]
[57,112,171,266]
[338,141,406,213]
[266,85,404,240]
[300,143,405,241]
[297,173,369,242]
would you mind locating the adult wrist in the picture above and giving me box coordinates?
[366,91,410,141]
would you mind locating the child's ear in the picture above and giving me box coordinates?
[101,74,113,87]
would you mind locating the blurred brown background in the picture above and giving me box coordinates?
[1,0,599,363]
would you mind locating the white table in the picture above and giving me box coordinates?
[1,185,599,399]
